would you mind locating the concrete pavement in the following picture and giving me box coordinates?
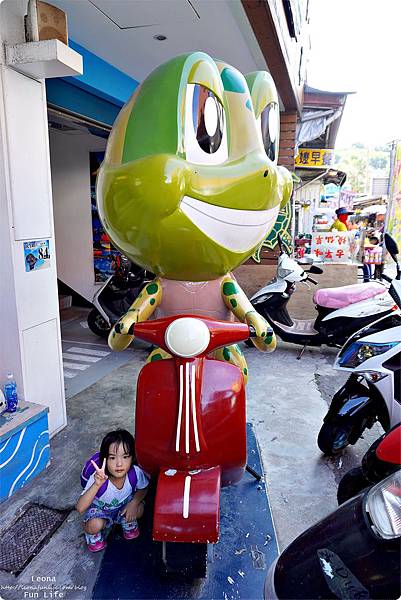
[0,324,383,599]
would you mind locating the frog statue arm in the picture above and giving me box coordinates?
[221,275,276,353]
[108,279,162,351]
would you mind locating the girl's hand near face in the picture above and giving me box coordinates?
[91,458,108,487]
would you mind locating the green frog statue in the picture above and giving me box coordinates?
[97,52,293,381]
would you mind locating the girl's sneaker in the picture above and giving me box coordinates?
[121,518,140,540]
[123,527,140,540]
[85,531,106,552]
[88,539,107,552]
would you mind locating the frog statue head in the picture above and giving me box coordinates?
[97,52,293,281]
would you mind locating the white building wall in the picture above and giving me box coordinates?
[49,129,106,302]
[294,181,322,235]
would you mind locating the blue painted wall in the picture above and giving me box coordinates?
[0,412,50,502]
[46,40,139,127]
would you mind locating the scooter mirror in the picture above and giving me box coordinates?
[309,265,323,275]
[384,233,399,261]
[298,256,314,265]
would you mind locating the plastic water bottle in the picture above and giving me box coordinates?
[4,373,18,413]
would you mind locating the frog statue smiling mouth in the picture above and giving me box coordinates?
[180,195,279,253]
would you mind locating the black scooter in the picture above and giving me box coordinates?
[87,258,152,338]
[265,468,401,599]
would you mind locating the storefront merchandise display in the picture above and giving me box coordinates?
[90,151,122,282]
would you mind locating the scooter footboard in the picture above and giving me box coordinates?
[153,466,221,543]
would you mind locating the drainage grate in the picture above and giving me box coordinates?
[0,503,69,574]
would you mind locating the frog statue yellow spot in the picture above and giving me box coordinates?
[97,52,293,380]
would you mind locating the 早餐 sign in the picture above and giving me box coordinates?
[295,148,334,168]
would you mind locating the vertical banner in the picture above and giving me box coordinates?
[387,141,401,248]
[90,152,122,282]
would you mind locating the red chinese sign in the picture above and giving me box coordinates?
[311,232,351,263]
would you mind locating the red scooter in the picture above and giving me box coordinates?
[131,315,254,577]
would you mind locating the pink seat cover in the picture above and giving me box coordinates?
[313,282,385,309]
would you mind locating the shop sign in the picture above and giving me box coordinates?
[295,148,334,168]
[311,232,350,263]
[23,240,51,272]
[339,190,357,211]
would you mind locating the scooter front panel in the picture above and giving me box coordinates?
[135,357,246,485]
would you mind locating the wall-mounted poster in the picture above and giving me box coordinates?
[23,240,51,272]
[90,152,122,282]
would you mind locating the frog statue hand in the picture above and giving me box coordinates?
[98,52,292,377]
[220,275,276,352]
[108,279,162,351]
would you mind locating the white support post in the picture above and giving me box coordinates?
[0,0,82,435]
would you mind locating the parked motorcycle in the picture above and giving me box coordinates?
[87,258,152,338]
[264,468,401,599]
[130,314,255,577]
[318,233,401,455]
[337,422,401,504]
[249,236,397,349]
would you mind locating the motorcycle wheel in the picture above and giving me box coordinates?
[87,309,111,339]
[337,467,370,505]
[161,541,208,579]
[317,421,353,455]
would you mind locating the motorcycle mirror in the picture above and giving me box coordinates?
[384,233,399,261]
[309,265,323,275]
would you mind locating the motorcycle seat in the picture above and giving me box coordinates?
[313,282,385,309]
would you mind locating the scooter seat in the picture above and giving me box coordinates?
[153,466,221,543]
[313,282,385,309]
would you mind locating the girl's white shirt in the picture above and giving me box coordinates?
[81,465,149,510]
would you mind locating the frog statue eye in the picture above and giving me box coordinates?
[260,102,279,163]
[184,83,228,165]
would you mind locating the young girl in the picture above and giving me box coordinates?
[76,429,149,552]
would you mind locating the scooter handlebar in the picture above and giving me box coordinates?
[307,276,318,285]
[126,315,252,354]
[248,325,257,337]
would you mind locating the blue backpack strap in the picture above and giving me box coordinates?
[80,451,101,488]
[128,467,138,492]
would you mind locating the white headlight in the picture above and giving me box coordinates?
[366,470,401,539]
[165,318,211,358]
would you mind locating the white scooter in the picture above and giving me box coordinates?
[318,233,401,455]
[250,235,397,349]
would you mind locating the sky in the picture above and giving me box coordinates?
[307,0,401,149]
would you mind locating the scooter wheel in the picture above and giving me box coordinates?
[161,541,208,579]
[317,421,351,455]
[337,467,370,505]
[87,308,111,339]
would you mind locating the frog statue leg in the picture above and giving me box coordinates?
[108,279,162,351]
[212,344,249,384]
[220,274,276,373]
